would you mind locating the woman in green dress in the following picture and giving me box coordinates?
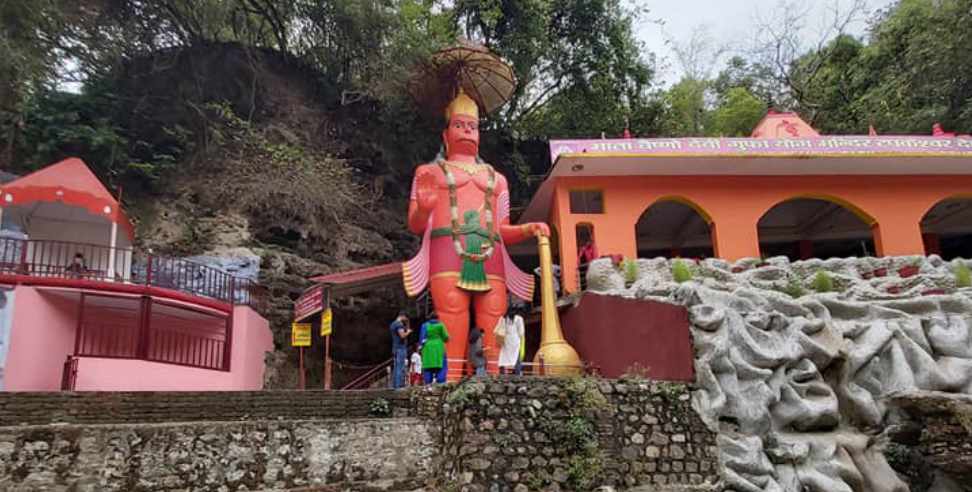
[421,319,449,384]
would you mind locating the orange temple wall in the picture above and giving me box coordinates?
[551,174,972,294]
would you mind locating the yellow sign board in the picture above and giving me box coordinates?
[291,322,312,347]
[320,309,333,336]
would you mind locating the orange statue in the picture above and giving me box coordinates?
[403,90,548,378]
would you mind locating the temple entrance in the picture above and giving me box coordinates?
[920,197,972,260]
[758,198,875,260]
[635,200,714,259]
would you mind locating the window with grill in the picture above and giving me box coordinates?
[569,190,604,214]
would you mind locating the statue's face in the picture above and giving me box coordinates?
[443,114,479,156]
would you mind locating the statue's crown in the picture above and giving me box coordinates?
[445,88,479,120]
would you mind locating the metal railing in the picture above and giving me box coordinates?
[341,358,394,390]
[0,238,265,310]
[74,293,232,371]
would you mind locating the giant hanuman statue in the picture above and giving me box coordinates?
[403,88,549,378]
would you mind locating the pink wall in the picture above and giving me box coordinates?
[72,305,272,391]
[5,287,78,391]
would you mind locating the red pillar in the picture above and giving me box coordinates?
[922,233,942,255]
[798,240,814,260]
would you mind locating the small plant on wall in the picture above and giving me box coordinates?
[672,259,693,283]
[955,261,971,288]
[621,258,638,286]
[812,270,834,293]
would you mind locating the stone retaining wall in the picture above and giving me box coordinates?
[0,390,419,426]
[435,377,719,491]
[0,380,718,491]
[0,418,435,492]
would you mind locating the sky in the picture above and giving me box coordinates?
[634,0,898,86]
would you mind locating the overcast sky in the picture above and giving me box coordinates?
[634,0,898,86]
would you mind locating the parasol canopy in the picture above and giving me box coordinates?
[408,39,517,119]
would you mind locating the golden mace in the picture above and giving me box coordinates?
[533,234,582,375]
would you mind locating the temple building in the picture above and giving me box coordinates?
[518,111,972,295]
[0,158,272,391]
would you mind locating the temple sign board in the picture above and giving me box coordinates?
[291,323,312,347]
[320,309,333,336]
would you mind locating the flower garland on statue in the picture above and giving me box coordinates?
[437,160,496,261]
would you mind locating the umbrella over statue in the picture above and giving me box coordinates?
[408,38,517,119]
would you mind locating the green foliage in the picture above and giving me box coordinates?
[812,270,835,293]
[534,376,607,490]
[708,87,767,137]
[445,379,483,409]
[672,260,694,283]
[955,262,971,288]
[563,376,609,415]
[660,78,708,137]
[779,275,806,298]
[368,397,391,417]
[788,0,972,134]
[655,381,687,401]
[621,258,638,285]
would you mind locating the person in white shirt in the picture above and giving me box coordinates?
[409,346,423,386]
[497,308,525,374]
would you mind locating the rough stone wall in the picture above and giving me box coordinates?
[885,390,972,491]
[0,418,435,492]
[0,390,420,426]
[434,377,719,491]
[586,254,972,492]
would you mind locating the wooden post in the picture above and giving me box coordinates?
[324,334,332,390]
[299,347,306,390]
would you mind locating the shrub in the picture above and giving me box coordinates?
[782,276,806,298]
[672,260,693,283]
[368,397,391,417]
[812,270,834,293]
[622,258,638,285]
[955,262,971,288]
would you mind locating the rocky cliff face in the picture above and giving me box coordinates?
[586,254,972,491]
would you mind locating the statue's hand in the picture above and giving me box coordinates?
[415,171,438,212]
[525,222,550,237]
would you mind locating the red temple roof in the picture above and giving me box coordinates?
[311,262,403,297]
[0,157,134,240]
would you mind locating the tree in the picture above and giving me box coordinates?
[660,78,708,137]
[708,87,766,137]
[452,0,655,136]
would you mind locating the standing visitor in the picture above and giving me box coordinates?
[421,318,449,384]
[468,326,486,376]
[420,312,448,383]
[389,312,411,389]
[578,238,598,265]
[409,345,423,386]
[513,308,526,375]
[497,308,525,375]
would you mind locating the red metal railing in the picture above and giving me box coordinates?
[0,237,264,310]
[75,293,232,371]
[341,358,394,390]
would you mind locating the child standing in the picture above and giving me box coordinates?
[409,346,423,386]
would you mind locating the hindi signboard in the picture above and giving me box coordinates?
[549,136,972,163]
[294,284,324,321]
[320,308,333,337]
[291,323,312,347]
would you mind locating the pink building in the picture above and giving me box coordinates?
[0,158,273,391]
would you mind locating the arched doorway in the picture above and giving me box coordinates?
[920,197,972,259]
[635,199,714,259]
[758,198,875,260]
